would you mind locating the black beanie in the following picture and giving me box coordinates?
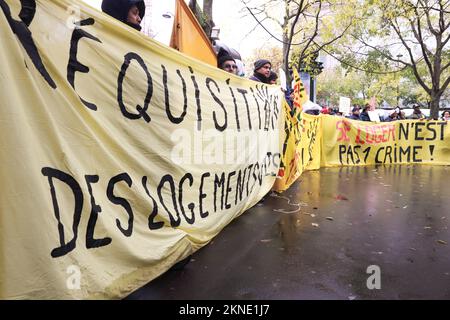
[253,59,271,72]
[218,55,235,68]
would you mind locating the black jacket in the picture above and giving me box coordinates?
[249,72,269,84]
[360,111,371,121]
[101,0,145,30]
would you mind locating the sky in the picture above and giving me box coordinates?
[81,0,281,58]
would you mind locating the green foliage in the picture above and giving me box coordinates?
[291,48,324,78]
[316,65,428,108]
[330,0,450,116]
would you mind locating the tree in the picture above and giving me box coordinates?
[316,64,426,107]
[336,0,450,119]
[241,0,355,85]
[245,45,284,76]
[316,66,370,106]
[189,0,215,38]
[202,0,214,38]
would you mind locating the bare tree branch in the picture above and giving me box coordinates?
[409,7,434,76]
[389,17,432,94]
[296,0,322,66]
[284,0,304,75]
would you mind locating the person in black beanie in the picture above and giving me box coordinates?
[249,59,271,83]
[101,0,146,31]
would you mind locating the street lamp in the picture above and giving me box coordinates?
[396,54,403,107]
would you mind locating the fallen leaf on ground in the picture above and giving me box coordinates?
[326,217,334,221]
[437,240,447,245]
[335,195,349,200]
[312,223,319,227]
[260,239,273,243]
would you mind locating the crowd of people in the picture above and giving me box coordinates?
[337,104,449,122]
[217,50,279,84]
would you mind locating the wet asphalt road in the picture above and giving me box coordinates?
[127,165,450,300]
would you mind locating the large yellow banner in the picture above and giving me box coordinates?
[0,0,283,299]
[321,116,450,166]
[273,103,321,192]
[273,113,450,192]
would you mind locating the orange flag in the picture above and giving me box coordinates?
[170,0,217,67]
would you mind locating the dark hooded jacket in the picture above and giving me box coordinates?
[101,0,145,31]
[249,72,269,83]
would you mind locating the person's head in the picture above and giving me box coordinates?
[218,55,237,74]
[352,106,360,115]
[389,108,398,118]
[102,0,145,31]
[321,106,330,114]
[127,4,142,26]
[442,111,450,120]
[305,109,320,116]
[413,104,422,114]
[268,71,278,84]
[253,59,272,78]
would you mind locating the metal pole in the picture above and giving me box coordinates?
[396,54,403,107]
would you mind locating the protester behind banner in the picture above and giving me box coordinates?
[321,116,450,167]
[249,59,272,83]
[101,0,145,31]
[217,48,238,75]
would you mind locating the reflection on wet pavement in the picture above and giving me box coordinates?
[127,165,450,300]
